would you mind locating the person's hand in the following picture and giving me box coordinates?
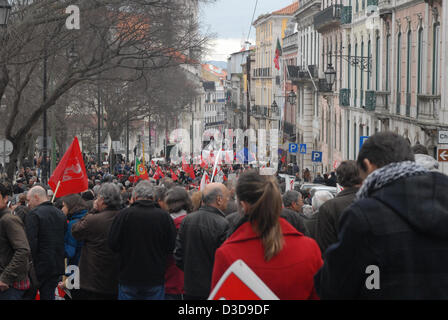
[0,281,9,292]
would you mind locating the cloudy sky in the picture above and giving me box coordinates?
[200,0,297,62]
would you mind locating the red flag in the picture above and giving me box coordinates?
[170,168,178,181]
[188,165,196,180]
[154,166,165,180]
[199,172,210,191]
[200,156,208,169]
[49,137,88,198]
[281,154,286,164]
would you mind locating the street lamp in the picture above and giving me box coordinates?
[287,90,297,105]
[0,0,11,27]
[271,100,279,117]
[324,63,337,91]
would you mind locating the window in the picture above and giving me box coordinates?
[396,32,402,114]
[354,122,357,158]
[386,34,390,92]
[375,36,380,90]
[367,39,371,90]
[361,41,364,106]
[417,28,423,94]
[432,23,440,95]
[406,30,412,94]
[347,119,350,159]
[348,43,351,93]
[354,43,358,106]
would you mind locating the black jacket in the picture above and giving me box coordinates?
[315,172,448,299]
[108,200,176,287]
[26,202,67,282]
[174,206,229,298]
[314,187,359,254]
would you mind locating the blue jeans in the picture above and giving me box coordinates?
[0,288,25,300]
[118,284,165,300]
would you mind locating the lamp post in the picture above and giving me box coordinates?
[324,63,337,91]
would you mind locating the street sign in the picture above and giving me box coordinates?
[312,151,322,163]
[438,149,448,162]
[360,136,369,151]
[438,131,448,144]
[0,140,13,156]
[289,143,298,153]
[300,144,307,154]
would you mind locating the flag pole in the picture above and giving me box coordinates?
[52,181,61,203]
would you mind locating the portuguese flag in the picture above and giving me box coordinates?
[274,38,282,70]
[135,157,149,180]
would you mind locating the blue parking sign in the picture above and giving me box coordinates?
[312,151,322,163]
[289,143,299,153]
[360,136,369,151]
[300,144,307,154]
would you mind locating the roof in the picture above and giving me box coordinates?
[253,1,299,25]
[201,63,227,79]
[272,1,299,16]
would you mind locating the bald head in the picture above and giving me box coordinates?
[203,183,229,211]
[27,186,49,209]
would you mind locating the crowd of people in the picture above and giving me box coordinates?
[0,131,447,300]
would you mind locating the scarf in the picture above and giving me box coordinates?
[356,161,429,200]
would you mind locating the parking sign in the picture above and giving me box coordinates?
[300,144,307,154]
[289,143,299,153]
[312,151,322,163]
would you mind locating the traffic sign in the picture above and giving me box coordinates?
[289,143,298,153]
[438,149,448,162]
[312,151,322,163]
[300,144,307,154]
[360,136,369,151]
[439,131,448,144]
[0,139,13,156]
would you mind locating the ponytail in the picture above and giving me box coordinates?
[236,171,284,261]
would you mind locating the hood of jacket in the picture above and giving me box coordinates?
[414,154,439,171]
[371,171,448,239]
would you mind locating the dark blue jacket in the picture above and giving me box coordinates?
[65,209,88,266]
[315,172,448,299]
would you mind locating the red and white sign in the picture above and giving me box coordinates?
[438,149,448,162]
[208,260,279,300]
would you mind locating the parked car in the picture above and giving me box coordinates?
[309,185,338,198]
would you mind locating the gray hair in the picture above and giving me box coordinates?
[312,190,334,213]
[282,190,301,208]
[203,187,223,205]
[98,183,122,209]
[133,180,154,200]
[165,187,193,213]
[28,186,48,201]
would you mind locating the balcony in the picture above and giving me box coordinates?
[378,0,392,17]
[364,90,377,111]
[340,6,352,25]
[417,94,441,121]
[314,4,343,33]
[339,88,350,107]
[253,68,271,78]
[283,32,298,52]
[287,65,318,83]
[374,91,390,113]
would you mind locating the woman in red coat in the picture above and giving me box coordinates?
[211,170,323,300]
